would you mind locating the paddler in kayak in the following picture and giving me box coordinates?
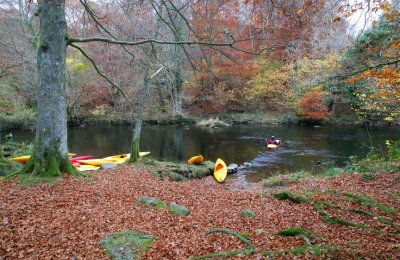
[266,136,281,145]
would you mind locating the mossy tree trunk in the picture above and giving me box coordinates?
[18,0,75,177]
[128,63,149,162]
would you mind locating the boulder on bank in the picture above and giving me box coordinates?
[137,197,167,209]
[146,159,214,181]
[169,202,190,216]
[99,231,155,259]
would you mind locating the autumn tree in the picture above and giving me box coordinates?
[299,91,330,121]
[333,1,400,123]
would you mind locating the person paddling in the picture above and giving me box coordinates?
[266,135,280,145]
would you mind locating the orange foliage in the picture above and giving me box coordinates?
[299,91,329,121]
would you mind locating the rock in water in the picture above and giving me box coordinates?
[227,163,238,174]
[242,162,252,168]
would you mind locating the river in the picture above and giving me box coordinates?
[5,124,400,184]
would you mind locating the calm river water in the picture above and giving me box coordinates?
[6,124,400,185]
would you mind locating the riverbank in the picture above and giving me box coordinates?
[3,111,396,132]
[0,163,399,259]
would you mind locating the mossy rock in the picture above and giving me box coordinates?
[99,231,155,259]
[137,197,167,209]
[240,209,256,218]
[169,202,190,216]
[150,160,214,181]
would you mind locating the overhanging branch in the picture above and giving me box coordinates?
[332,58,400,81]
[69,43,134,108]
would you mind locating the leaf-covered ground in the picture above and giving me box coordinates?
[0,164,399,259]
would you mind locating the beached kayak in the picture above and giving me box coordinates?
[76,159,112,166]
[75,164,100,171]
[213,158,227,183]
[187,155,204,165]
[70,155,94,163]
[103,152,151,161]
[10,153,77,163]
[102,154,130,161]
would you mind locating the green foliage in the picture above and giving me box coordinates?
[0,157,21,176]
[0,141,33,175]
[342,11,400,123]
[2,141,33,158]
[387,139,400,160]
[137,197,167,209]
[348,140,400,174]
[240,209,256,218]
[0,83,36,130]
[0,109,36,130]
[99,231,155,260]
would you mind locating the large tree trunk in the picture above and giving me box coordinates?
[18,0,75,177]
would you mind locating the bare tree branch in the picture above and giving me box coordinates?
[69,43,135,108]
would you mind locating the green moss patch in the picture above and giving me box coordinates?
[263,171,312,188]
[16,174,62,187]
[279,228,312,239]
[344,193,400,214]
[169,202,190,216]
[274,191,310,203]
[351,209,394,226]
[99,231,155,259]
[314,202,367,230]
[240,209,256,218]
[137,197,167,209]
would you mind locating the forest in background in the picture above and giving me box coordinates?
[0,0,399,130]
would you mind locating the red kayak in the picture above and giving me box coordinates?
[70,155,94,163]
[72,162,82,166]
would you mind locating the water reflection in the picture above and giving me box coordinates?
[4,124,400,184]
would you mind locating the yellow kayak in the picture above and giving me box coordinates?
[267,144,279,149]
[102,154,130,161]
[75,164,100,171]
[9,155,31,163]
[101,152,150,162]
[188,155,204,165]
[10,153,77,163]
[106,159,126,165]
[213,158,227,183]
[139,152,151,157]
[76,159,112,166]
